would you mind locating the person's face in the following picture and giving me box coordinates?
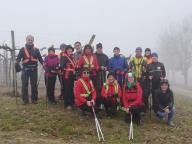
[96,47,103,53]
[48,50,55,55]
[145,50,151,56]
[82,70,90,77]
[108,75,115,83]
[74,43,81,51]
[66,49,73,55]
[61,48,65,52]
[152,56,158,62]
[113,49,120,56]
[85,48,92,54]
[26,36,34,45]
[161,83,168,92]
[136,50,142,57]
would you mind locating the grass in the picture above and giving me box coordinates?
[0,85,192,144]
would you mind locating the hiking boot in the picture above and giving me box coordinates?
[168,121,175,127]
[32,101,38,104]
[22,101,29,105]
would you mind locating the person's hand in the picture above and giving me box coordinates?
[126,108,130,114]
[149,76,153,80]
[117,98,120,103]
[164,108,170,114]
[86,101,92,107]
[91,99,95,106]
[100,66,107,71]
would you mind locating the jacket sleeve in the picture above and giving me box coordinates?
[108,58,113,73]
[123,92,129,108]
[78,56,84,69]
[123,57,128,72]
[16,48,24,63]
[161,63,166,78]
[94,55,99,71]
[60,56,68,69]
[129,83,143,106]
[74,81,87,104]
[128,58,134,71]
[168,90,174,109]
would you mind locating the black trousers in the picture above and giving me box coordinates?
[45,75,57,103]
[91,75,102,107]
[124,106,145,124]
[141,79,151,110]
[58,74,64,97]
[21,68,38,103]
[103,98,117,116]
[63,75,75,107]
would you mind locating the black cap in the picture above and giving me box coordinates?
[160,78,169,85]
[60,43,67,49]
[96,43,102,49]
[48,47,55,52]
[113,47,120,51]
[145,48,151,52]
[65,45,74,52]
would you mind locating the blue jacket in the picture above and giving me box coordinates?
[108,55,128,85]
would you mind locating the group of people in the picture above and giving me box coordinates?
[16,35,175,127]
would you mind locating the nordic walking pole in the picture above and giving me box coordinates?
[129,113,134,140]
[149,79,152,119]
[45,73,49,108]
[92,106,105,141]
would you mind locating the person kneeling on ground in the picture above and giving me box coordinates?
[123,72,145,125]
[101,72,122,117]
[154,79,175,127]
[74,67,97,116]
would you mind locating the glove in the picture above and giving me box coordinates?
[15,62,21,73]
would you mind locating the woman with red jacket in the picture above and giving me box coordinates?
[123,72,145,125]
[74,67,96,113]
[101,72,122,116]
[60,45,76,110]
[78,45,100,106]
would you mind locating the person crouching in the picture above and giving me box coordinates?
[155,79,175,127]
[74,67,96,115]
[101,72,122,117]
[123,72,145,125]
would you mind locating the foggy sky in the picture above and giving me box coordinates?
[0,0,192,56]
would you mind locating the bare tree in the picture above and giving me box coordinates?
[159,17,192,85]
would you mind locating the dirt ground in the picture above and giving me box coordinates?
[0,85,192,144]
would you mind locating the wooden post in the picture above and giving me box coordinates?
[11,30,18,102]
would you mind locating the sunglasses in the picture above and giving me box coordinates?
[83,71,90,75]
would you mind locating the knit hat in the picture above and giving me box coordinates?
[65,45,74,52]
[135,47,142,52]
[151,52,158,58]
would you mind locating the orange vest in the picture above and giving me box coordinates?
[23,47,38,64]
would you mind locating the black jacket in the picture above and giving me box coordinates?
[95,52,109,69]
[155,89,174,111]
[147,62,166,89]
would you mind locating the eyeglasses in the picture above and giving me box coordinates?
[83,71,90,75]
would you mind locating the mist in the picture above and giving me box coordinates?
[0,0,192,86]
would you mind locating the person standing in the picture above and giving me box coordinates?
[95,43,109,107]
[16,35,43,104]
[147,52,166,112]
[108,47,128,88]
[60,45,76,110]
[44,47,60,104]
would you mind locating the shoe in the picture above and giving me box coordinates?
[32,101,38,104]
[22,101,29,105]
[168,121,175,127]
[66,106,72,110]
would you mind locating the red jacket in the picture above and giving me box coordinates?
[101,80,122,99]
[78,54,99,76]
[74,77,96,106]
[123,83,144,108]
